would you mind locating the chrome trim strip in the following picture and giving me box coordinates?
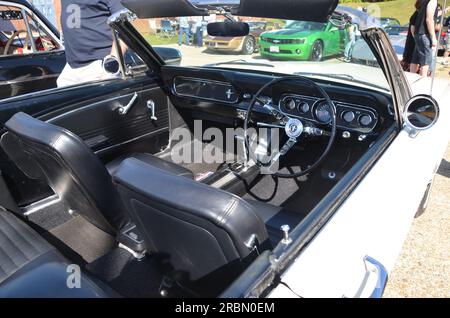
[0,73,58,85]
[353,256,388,298]
[21,194,60,216]
[46,87,160,123]
[21,8,36,52]
[211,172,237,188]
[94,127,169,155]
[173,76,239,104]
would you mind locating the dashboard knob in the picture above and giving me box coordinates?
[299,102,310,113]
[285,98,296,110]
[359,115,373,126]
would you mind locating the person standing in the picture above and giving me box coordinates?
[442,32,450,65]
[403,8,419,71]
[195,17,204,47]
[439,7,450,65]
[410,0,438,77]
[57,0,125,88]
[344,15,356,63]
[178,16,190,46]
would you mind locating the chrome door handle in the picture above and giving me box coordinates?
[118,92,138,115]
[147,100,157,121]
[353,256,388,298]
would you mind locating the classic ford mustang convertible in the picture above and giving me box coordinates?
[0,0,448,298]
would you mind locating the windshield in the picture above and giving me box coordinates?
[131,14,390,91]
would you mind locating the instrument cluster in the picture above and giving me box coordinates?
[279,94,379,134]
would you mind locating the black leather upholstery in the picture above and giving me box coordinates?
[0,207,57,284]
[0,207,114,297]
[106,153,194,179]
[113,158,270,294]
[1,113,127,234]
[0,112,193,235]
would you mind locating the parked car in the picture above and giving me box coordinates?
[380,17,401,29]
[352,27,408,65]
[0,0,448,299]
[204,21,278,55]
[0,0,182,100]
[335,5,382,31]
[259,17,347,61]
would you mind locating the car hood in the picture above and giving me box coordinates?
[123,0,339,22]
[262,29,321,38]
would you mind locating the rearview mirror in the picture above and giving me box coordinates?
[404,95,440,137]
[207,22,250,37]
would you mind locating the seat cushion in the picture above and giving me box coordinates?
[245,199,305,246]
[106,153,194,179]
[113,158,270,290]
[0,207,58,284]
[0,207,115,297]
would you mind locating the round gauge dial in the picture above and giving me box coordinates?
[284,98,296,110]
[342,111,355,123]
[299,102,310,113]
[314,101,332,124]
[359,114,373,126]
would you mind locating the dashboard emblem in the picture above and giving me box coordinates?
[285,118,303,139]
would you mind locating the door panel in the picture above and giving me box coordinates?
[0,75,170,207]
[0,51,65,99]
[46,86,170,159]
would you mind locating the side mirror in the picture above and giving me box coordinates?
[102,55,121,75]
[404,95,440,137]
[153,47,182,65]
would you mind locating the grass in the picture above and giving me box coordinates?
[142,34,178,46]
[341,0,417,25]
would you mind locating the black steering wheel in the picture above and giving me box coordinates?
[244,76,337,178]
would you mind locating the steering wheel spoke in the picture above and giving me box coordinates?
[262,104,289,123]
[244,75,337,178]
[256,122,285,129]
[263,138,297,174]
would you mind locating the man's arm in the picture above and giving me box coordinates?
[427,0,438,46]
[411,25,415,36]
[107,0,127,56]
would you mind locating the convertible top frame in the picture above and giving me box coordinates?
[121,0,339,22]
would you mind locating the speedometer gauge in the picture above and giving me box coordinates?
[314,101,332,124]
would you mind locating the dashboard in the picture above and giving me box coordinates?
[278,94,378,134]
[165,67,393,138]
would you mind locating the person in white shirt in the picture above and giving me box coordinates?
[195,17,204,47]
[178,16,190,46]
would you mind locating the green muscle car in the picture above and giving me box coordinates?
[259,20,349,61]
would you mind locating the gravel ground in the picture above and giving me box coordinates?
[384,143,450,298]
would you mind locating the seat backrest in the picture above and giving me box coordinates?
[113,158,270,295]
[0,112,128,234]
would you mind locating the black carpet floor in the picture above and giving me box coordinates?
[27,199,74,231]
[87,248,170,298]
[50,216,115,263]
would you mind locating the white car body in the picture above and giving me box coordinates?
[269,75,450,298]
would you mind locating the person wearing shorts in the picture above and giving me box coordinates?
[410,0,438,77]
